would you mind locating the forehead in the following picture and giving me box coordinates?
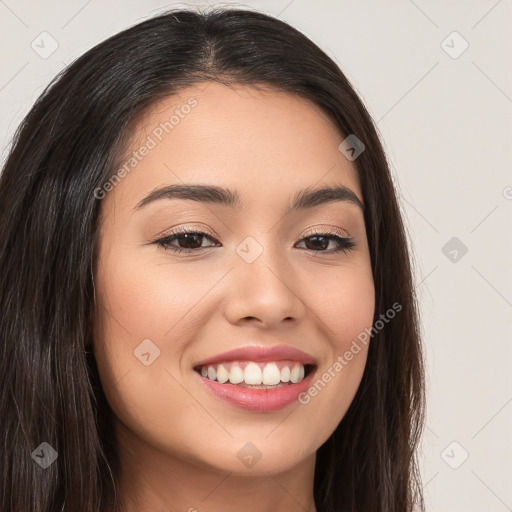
[101,82,362,215]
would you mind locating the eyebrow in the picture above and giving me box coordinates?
[134,183,364,212]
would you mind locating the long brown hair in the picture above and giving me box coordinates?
[0,7,425,511]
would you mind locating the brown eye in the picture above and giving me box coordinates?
[154,229,356,255]
[296,234,356,254]
[154,230,219,253]
[172,233,207,250]
[302,235,330,251]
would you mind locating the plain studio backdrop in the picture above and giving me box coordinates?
[0,1,511,510]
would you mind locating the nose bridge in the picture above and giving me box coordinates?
[235,231,285,283]
[224,232,304,326]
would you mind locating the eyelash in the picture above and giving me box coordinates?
[153,227,357,255]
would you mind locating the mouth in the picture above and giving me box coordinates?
[192,344,318,411]
[193,350,318,412]
[193,360,317,388]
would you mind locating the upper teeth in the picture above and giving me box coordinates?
[199,361,306,385]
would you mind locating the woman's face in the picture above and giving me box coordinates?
[93,82,375,476]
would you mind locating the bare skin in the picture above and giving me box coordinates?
[93,82,375,512]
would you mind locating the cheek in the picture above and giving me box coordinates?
[295,262,375,426]
[94,244,218,342]
[92,244,231,421]
[92,250,209,453]
[312,260,376,346]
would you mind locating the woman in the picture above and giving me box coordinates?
[0,7,425,512]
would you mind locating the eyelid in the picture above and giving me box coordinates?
[155,224,352,243]
[156,224,219,240]
[299,224,351,239]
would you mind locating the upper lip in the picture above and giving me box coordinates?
[194,344,318,368]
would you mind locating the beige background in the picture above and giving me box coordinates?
[1,1,511,510]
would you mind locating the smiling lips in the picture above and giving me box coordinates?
[197,361,307,386]
[194,344,317,367]
[193,344,318,411]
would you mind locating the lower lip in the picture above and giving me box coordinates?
[195,368,317,412]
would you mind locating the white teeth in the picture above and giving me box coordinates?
[229,365,244,384]
[244,362,262,385]
[216,364,229,384]
[290,364,302,383]
[200,361,308,386]
[262,362,281,385]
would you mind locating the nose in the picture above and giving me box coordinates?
[223,243,306,328]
